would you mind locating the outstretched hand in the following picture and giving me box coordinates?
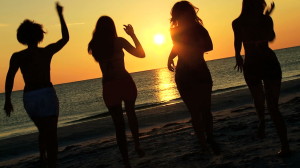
[265,2,275,16]
[234,55,244,72]
[56,2,63,14]
[123,24,135,36]
[168,58,175,72]
[4,101,13,117]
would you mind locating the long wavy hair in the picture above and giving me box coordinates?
[239,0,266,17]
[88,16,117,62]
[170,1,203,28]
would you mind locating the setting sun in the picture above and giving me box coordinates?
[154,34,165,45]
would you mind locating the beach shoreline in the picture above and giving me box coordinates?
[1,78,300,167]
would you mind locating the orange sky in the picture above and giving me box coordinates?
[1,0,300,92]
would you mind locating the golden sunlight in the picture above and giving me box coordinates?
[156,69,179,102]
[153,34,165,45]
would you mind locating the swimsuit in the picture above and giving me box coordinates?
[232,15,282,85]
[103,75,137,107]
[243,47,282,85]
[172,23,213,94]
[23,87,59,118]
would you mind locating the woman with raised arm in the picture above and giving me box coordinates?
[88,16,145,168]
[4,2,69,167]
[167,1,219,154]
[232,0,289,156]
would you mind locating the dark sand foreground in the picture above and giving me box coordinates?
[1,79,300,168]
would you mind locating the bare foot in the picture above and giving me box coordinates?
[207,139,221,155]
[124,161,131,168]
[257,122,265,139]
[200,143,210,153]
[277,148,290,157]
[135,147,145,158]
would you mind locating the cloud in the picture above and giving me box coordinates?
[67,22,85,26]
[53,22,85,27]
[0,23,9,27]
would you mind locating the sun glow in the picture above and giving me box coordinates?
[153,34,165,45]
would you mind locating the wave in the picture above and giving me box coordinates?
[64,101,180,125]
[213,85,247,95]
[64,112,111,124]
[289,74,300,78]
[65,85,251,125]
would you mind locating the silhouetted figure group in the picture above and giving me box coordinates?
[3,1,290,168]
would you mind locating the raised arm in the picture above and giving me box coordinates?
[265,2,275,16]
[266,16,276,41]
[232,20,243,72]
[4,54,19,117]
[203,28,213,52]
[167,46,177,72]
[46,2,69,54]
[122,24,145,58]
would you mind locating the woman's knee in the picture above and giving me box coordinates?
[109,106,126,126]
[124,101,135,112]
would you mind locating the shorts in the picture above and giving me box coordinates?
[23,87,59,118]
[175,66,213,88]
[175,68,213,103]
[244,48,282,85]
[103,76,137,107]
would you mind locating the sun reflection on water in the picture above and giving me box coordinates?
[155,68,179,102]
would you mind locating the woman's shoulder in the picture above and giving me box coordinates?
[12,49,29,58]
[115,37,127,43]
[115,37,129,46]
[262,15,273,23]
[170,26,179,32]
[170,26,181,36]
[115,37,129,49]
[232,17,242,28]
[195,23,208,33]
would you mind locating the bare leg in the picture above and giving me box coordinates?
[109,106,131,168]
[246,81,266,138]
[179,84,208,150]
[32,116,58,167]
[202,84,213,140]
[33,119,47,164]
[189,110,207,150]
[45,117,58,168]
[124,101,144,157]
[200,84,220,154]
[264,80,289,156]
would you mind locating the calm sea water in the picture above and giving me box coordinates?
[0,46,299,140]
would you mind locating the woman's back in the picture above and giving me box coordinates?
[171,23,212,71]
[97,37,129,82]
[13,47,55,91]
[232,15,275,53]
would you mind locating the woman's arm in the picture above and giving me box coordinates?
[167,46,177,72]
[122,24,145,58]
[232,21,244,72]
[265,2,275,16]
[203,28,213,52]
[4,54,19,117]
[45,2,69,54]
[267,16,276,41]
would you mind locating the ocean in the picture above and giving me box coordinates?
[0,46,299,140]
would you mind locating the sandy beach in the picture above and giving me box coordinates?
[1,78,300,168]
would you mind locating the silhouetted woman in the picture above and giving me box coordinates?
[88,16,145,168]
[232,0,289,156]
[168,1,219,154]
[4,3,69,167]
